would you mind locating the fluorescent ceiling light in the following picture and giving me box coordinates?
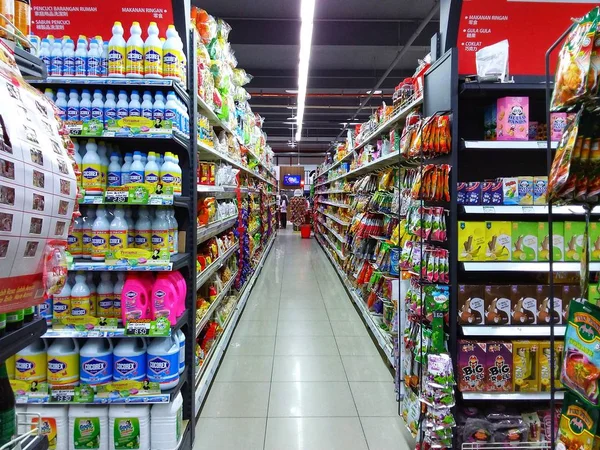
[366,90,382,95]
[286,106,296,109]
[286,89,298,94]
[295,0,316,142]
[340,122,361,126]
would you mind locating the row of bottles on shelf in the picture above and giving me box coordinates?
[0,307,36,335]
[69,206,179,260]
[36,21,187,82]
[46,89,189,132]
[75,140,182,195]
[10,334,184,390]
[47,270,186,325]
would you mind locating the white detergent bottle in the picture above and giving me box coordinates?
[101,42,109,77]
[165,208,176,256]
[110,206,128,253]
[109,404,150,450]
[86,273,98,316]
[159,152,177,193]
[116,90,129,120]
[49,41,63,77]
[39,38,51,72]
[44,88,55,102]
[173,155,182,196]
[73,143,82,189]
[87,38,102,77]
[164,91,178,129]
[113,272,125,320]
[91,90,104,125]
[128,90,141,117]
[79,89,92,123]
[82,139,103,195]
[162,25,180,80]
[62,38,75,76]
[124,209,135,247]
[97,141,109,189]
[67,89,80,121]
[68,405,108,450]
[144,21,162,78]
[107,153,121,187]
[113,338,146,382]
[97,272,114,318]
[26,405,68,450]
[47,338,80,388]
[152,91,165,121]
[53,281,71,319]
[151,208,170,255]
[140,152,147,167]
[55,88,67,120]
[176,329,185,375]
[141,91,153,120]
[120,153,133,185]
[146,336,179,390]
[129,151,144,184]
[169,209,179,254]
[150,392,183,450]
[82,207,96,259]
[68,215,83,258]
[135,207,152,250]
[70,272,91,318]
[126,21,144,78]
[104,90,117,123]
[80,338,113,387]
[144,152,159,187]
[74,37,88,77]
[91,207,110,261]
[108,21,126,77]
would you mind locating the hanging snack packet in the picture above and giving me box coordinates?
[557,392,600,450]
[548,109,582,202]
[551,7,599,110]
[561,300,600,406]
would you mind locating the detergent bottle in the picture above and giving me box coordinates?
[70,272,91,317]
[134,207,152,251]
[144,22,162,78]
[49,41,63,77]
[120,153,133,186]
[113,272,125,320]
[163,25,180,80]
[68,215,83,258]
[79,89,92,123]
[109,404,150,450]
[91,90,104,125]
[62,38,75,77]
[159,152,177,193]
[96,273,113,318]
[74,37,88,77]
[53,280,71,319]
[152,91,165,121]
[82,206,95,259]
[97,141,109,189]
[91,207,110,261]
[47,338,80,388]
[171,271,186,318]
[150,392,182,449]
[141,91,153,120]
[87,38,102,77]
[80,339,113,387]
[15,338,47,383]
[55,88,67,120]
[173,155,182,196]
[129,151,145,184]
[146,336,179,390]
[86,273,98,316]
[68,405,108,450]
[150,273,178,324]
[100,40,109,77]
[116,90,129,120]
[128,90,141,117]
[152,208,170,256]
[82,139,103,195]
[121,273,151,322]
[113,337,146,382]
[124,208,135,248]
[27,405,68,450]
[126,22,144,78]
[169,209,178,254]
[164,91,178,129]
[176,330,185,375]
[108,21,126,77]
[109,206,128,253]
[107,153,121,187]
[39,39,51,72]
[67,89,80,121]
[144,152,159,187]
[104,90,117,123]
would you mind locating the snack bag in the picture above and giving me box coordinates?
[551,7,599,110]
[557,392,600,450]
[561,300,600,406]
[548,109,582,202]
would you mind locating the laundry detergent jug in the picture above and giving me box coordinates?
[15,338,47,384]
[68,405,108,450]
[109,404,150,450]
[47,338,80,388]
[146,336,179,390]
[80,338,113,386]
[113,338,146,382]
[121,273,151,322]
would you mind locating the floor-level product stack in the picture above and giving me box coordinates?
[190,12,277,419]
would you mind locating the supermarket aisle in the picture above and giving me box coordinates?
[194,228,409,450]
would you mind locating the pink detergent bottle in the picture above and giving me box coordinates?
[151,273,180,325]
[121,273,151,322]
[171,271,187,318]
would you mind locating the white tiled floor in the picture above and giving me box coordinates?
[194,228,409,450]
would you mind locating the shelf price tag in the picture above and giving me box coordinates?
[104,189,129,203]
[522,206,534,213]
[482,206,495,214]
[51,389,75,403]
[126,319,152,336]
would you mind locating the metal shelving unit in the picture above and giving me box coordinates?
[0,318,47,363]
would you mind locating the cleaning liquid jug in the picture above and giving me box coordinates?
[150,392,183,450]
[80,338,113,386]
[68,404,108,450]
[150,272,179,324]
[146,336,179,390]
[70,272,91,317]
[109,404,150,450]
[113,337,146,382]
[121,273,151,322]
[96,273,113,318]
[15,338,47,383]
[47,338,80,388]
[28,405,68,450]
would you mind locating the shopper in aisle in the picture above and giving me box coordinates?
[289,189,309,231]
[280,194,288,229]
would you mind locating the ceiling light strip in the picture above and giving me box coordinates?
[295,0,316,142]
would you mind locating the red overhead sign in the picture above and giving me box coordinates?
[458,0,598,76]
[30,0,174,39]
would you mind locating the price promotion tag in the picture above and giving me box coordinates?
[51,389,75,403]
[126,319,152,336]
[482,206,495,214]
[522,206,534,213]
[104,188,130,204]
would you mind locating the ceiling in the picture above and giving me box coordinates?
[193,0,440,156]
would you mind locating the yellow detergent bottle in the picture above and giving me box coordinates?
[47,338,80,388]
[15,338,47,383]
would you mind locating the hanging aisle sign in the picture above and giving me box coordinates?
[457,0,598,76]
[30,0,174,38]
